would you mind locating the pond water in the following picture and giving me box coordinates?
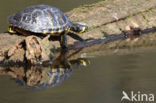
[0,47,156,103]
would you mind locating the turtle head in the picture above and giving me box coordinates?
[70,23,88,33]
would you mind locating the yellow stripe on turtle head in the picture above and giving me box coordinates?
[80,27,87,33]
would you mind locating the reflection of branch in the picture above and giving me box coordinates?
[67,48,83,59]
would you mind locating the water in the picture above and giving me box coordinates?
[0,47,156,103]
[0,0,99,33]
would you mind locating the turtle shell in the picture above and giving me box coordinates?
[9,5,73,34]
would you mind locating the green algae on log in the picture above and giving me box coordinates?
[0,0,156,63]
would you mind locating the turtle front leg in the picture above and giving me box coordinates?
[60,33,67,50]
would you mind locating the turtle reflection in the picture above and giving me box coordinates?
[0,51,90,89]
[14,66,73,89]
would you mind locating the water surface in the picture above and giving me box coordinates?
[0,47,156,103]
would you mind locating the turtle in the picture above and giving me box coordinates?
[8,5,88,49]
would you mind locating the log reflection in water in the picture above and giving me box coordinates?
[0,50,90,89]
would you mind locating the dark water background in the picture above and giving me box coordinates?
[0,0,156,103]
